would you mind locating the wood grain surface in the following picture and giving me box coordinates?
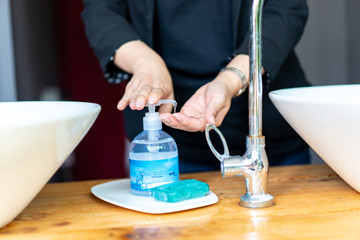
[1,164,360,240]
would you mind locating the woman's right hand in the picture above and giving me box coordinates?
[114,41,175,113]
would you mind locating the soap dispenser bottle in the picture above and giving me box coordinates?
[129,99,179,196]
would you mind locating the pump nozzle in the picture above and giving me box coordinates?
[143,99,177,130]
[145,99,177,113]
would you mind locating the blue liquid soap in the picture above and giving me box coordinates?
[129,100,179,196]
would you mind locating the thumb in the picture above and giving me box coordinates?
[204,102,217,125]
[205,96,230,127]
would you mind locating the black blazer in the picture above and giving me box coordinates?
[81,0,310,164]
[82,0,308,81]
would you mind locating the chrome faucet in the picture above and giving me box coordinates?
[205,0,273,208]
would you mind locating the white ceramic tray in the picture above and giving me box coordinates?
[91,179,218,214]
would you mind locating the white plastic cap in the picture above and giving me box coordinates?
[143,99,177,131]
[143,112,162,130]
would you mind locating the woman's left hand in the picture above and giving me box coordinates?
[160,54,251,132]
[160,78,234,132]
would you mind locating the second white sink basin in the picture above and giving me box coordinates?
[269,84,360,192]
[0,101,100,228]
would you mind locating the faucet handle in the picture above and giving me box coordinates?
[205,124,230,162]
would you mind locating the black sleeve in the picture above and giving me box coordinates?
[81,0,139,83]
[235,0,308,80]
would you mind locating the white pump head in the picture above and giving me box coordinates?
[143,99,177,130]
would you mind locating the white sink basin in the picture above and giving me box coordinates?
[269,84,360,192]
[0,101,100,228]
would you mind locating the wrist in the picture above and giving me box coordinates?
[220,67,248,97]
[132,53,165,74]
[215,70,242,97]
[114,40,164,74]
[224,55,250,97]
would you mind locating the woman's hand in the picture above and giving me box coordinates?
[115,41,175,113]
[160,54,251,132]
[160,79,233,132]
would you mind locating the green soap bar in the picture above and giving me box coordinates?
[151,179,209,203]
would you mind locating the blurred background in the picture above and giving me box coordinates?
[1,0,359,181]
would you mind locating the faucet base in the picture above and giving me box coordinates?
[240,193,274,208]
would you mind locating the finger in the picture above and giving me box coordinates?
[205,105,228,127]
[162,114,191,131]
[173,113,206,132]
[159,113,175,125]
[205,112,216,125]
[204,105,216,125]
[204,97,230,127]
[118,80,140,110]
[129,94,138,110]
[135,85,152,110]
[117,99,129,110]
[117,92,132,110]
[148,88,163,104]
[214,108,228,126]
[159,113,183,129]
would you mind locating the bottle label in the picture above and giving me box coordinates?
[129,156,179,193]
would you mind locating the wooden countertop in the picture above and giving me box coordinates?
[1,164,360,239]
